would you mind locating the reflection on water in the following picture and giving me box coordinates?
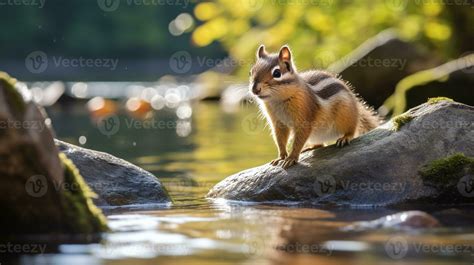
[17,96,474,264]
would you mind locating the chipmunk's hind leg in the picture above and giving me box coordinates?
[336,134,354,147]
[333,96,358,148]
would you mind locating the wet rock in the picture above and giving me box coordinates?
[208,100,474,206]
[0,72,107,235]
[56,140,171,207]
[329,30,440,108]
[343,211,440,231]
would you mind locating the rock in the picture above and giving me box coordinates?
[207,100,474,206]
[55,140,171,207]
[0,72,107,235]
[343,211,440,231]
[329,30,440,108]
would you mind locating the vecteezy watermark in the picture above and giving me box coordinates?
[385,235,474,260]
[457,175,474,198]
[241,113,266,135]
[338,56,407,71]
[25,51,48,74]
[0,242,47,254]
[313,176,407,197]
[25,174,121,198]
[25,175,48,198]
[97,115,121,137]
[275,242,333,256]
[97,0,120,11]
[97,0,190,12]
[169,51,192,74]
[96,115,191,137]
[385,236,409,260]
[0,0,46,8]
[99,241,189,257]
[313,175,337,197]
[169,51,254,74]
[384,0,408,11]
[164,180,215,193]
[271,0,333,6]
[242,0,265,11]
[0,120,46,132]
[243,236,266,257]
[386,0,474,11]
[412,0,474,7]
[25,51,119,74]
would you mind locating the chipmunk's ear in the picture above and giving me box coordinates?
[279,45,292,62]
[279,45,293,72]
[257,45,267,58]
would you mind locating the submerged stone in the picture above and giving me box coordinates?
[56,140,171,207]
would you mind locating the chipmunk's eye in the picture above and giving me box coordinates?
[272,69,281,78]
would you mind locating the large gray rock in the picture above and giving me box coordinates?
[208,100,474,206]
[0,72,107,235]
[56,140,171,207]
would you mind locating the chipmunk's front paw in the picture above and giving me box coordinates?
[280,157,298,169]
[270,155,287,166]
[336,136,352,147]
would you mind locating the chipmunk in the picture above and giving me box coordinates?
[249,45,380,169]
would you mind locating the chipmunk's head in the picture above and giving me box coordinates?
[249,45,298,101]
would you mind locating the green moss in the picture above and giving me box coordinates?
[0,72,26,115]
[420,153,474,187]
[59,153,108,233]
[392,113,414,131]
[427,97,454,105]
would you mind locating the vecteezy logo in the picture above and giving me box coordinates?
[98,0,120,12]
[245,0,264,12]
[241,113,265,135]
[313,175,336,196]
[384,0,407,11]
[169,51,192,74]
[243,236,265,257]
[457,175,474,198]
[385,236,408,260]
[97,114,120,137]
[25,175,48,198]
[25,51,48,74]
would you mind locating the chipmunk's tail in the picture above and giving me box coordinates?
[357,100,382,135]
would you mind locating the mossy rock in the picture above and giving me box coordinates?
[0,72,107,237]
[418,154,474,203]
[59,153,108,233]
[392,113,414,131]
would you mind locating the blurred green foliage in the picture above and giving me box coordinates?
[191,0,473,77]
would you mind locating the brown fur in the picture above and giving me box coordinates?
[250,45,380,169]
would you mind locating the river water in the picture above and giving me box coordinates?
[12,97,474,264]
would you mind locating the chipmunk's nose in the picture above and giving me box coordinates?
[252,83,261,95]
